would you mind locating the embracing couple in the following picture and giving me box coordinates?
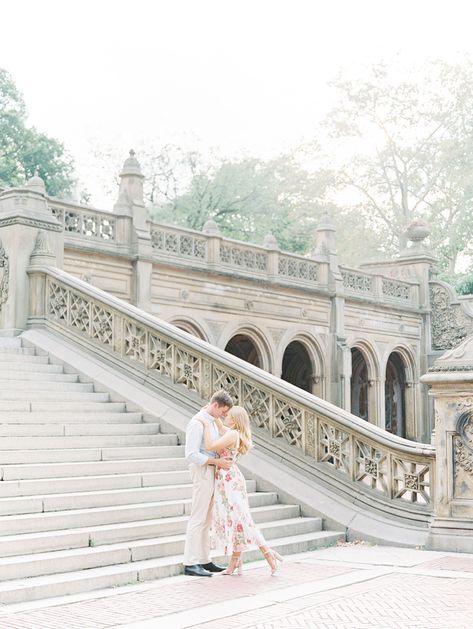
[183,389,283,577]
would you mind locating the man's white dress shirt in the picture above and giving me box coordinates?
[185,409,219,466]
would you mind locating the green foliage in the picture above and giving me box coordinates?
[0,68,75,197]
[456,277,473,295]
[323,59,473,273]
[148,148,331,253]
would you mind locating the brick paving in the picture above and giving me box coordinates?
[1,548,473,628]
[222,573,473,629]
[0,561,352,629]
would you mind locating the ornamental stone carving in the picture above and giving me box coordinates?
[430,283,473,351]
[0,239,9,312]
[454,411,473,498]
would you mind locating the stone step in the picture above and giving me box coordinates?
[1,457,187,481]
[0,423,161,437]
[0,347,35,356]
[0,381,94,392]
[0,412,142,424]
[0,516,321,580]
[0,362,63,373]
[0,498,293,536]
[0,434,176,451]
[0,468,233,498]
[0,372,79,382]
[0,484,286,557]
[0,390,110,402]
[0,507,306,562]
[0,486,274,516]
[0,401,125,412]
[0,445,185,464]
[0,354,49,364]
[0,531,343,603]
[0,338,22,349]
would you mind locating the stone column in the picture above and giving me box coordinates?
[313,211,346,407]
[421,336,473,551]
[0,176,62,336]
[113,151,153,312]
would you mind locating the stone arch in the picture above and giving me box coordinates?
[223,326,272,371]
[383,345,418,439]
[350,341,380,425]
[280,334,325,397]
[168,318,208,342]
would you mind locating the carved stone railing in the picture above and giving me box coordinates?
[341,266,419,307]
[44,197,421,306]
[49,200,117,242]
[28,266,435,522]
[151,225,207,262]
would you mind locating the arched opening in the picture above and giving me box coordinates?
[385,352,406,438]
[281,341,313,393]
[171,320,206,341]
[351,348,369,421]
[225,334,261,367]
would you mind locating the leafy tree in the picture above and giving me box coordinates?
[147,147,332,253]
[0,68,75,197]
[323,60,473,272]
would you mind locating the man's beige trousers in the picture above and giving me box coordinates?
[183,463,214,565]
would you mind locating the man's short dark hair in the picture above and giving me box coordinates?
[211,389,233,408]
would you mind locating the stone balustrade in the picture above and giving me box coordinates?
[341,266,419,307]
[27,265,435,524]
[46,197,421,306]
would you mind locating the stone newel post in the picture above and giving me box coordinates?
[421,336,473,551]
[0,175,62,336]
[113,150,153,311]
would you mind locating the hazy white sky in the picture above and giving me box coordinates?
[1,0,473,205]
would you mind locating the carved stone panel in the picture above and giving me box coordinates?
[454,411,473,499]
[430,283,473,351]
[0,240,8,312]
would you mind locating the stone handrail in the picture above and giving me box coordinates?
[28,265,435,520]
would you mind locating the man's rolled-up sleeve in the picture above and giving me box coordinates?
[185,420,209,466]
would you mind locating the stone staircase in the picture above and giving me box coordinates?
[0,338,343,604]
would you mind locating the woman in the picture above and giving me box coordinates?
[197,405,283,576]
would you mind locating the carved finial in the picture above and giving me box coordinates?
[202,218,220,236]
[25,172,46,195]
[32,230,53,257]
[263,233,279,249]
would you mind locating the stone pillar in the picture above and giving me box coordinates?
[421,336,473,551]
[262,233,279,279]
[313,211,346,407]
[113,151,153,311]
[202,219,221,270]
[0,175,62,336]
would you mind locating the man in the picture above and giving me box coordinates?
[183,389,234,577]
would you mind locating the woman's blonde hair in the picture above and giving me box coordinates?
[229,405,253,455]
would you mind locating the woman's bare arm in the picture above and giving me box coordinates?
[199,420,237,452]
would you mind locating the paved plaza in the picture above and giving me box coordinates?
[1,542,473,628]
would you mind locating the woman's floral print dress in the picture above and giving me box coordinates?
[211,440,266,555]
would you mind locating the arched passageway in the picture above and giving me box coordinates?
[385,352,406,438]
[171,321,206,341]
[281,341,313,393]
[351,348,369,421]
[225,334,261,367]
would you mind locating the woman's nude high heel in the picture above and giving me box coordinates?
[264,549,283,575]
[223,554,242,575]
